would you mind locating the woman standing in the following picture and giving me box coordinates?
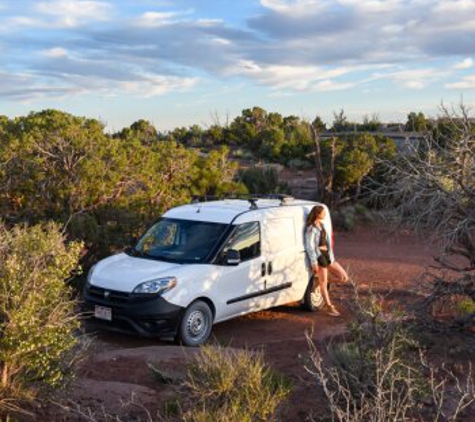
[304,205,348,316]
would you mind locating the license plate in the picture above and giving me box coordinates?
[94,305,112,321]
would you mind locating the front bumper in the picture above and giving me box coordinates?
[83,284,185,338]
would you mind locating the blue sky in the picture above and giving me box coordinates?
[0,0,474,131]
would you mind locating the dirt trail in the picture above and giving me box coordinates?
[37,225,435,421]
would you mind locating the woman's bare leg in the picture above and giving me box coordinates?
[328,261,349,283]
[317,266,332,307]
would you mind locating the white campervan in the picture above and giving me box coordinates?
[84,196,332,346]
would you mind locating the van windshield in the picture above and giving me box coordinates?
[130,218,228,263]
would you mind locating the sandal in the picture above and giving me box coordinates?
[326,305,341,317]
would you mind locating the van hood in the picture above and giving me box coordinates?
[90,253,183,293]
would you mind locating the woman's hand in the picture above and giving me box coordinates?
[312,263,319,274]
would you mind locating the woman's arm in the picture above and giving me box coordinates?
[304,226,321,266]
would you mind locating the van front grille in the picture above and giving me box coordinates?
[87,285,130,303]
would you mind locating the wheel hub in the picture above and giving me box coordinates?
[187,310,207,337]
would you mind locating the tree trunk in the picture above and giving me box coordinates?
[2,364,8,389]
[310,125,325,202]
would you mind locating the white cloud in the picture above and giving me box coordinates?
[197,18,223,27]
[0,69,83,100]
[210,38,232,46]
[120,75,199,97]
[260,0,414,16]
[231,60,390,91]
[136,11,180,27]
[35,0,112,27]
[381,24,405,34]
[446,74,475,89]
[313,79,354,91]
[232,60,354,90]
[42,47,68,58]
[338,0,407,13]
[6,16,39,27]
[3,0,475,102]
[135,9,194,27]
[371,68,445,89]
[260,0,327,16]
[253,0,475,66]
[454,58,473,70]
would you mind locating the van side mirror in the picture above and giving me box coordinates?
[226,249,241,266]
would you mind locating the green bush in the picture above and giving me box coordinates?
[0,111,246,266]
[333,206,357,231]
[457,299,475,316]
[0,222,83,412]
[286,158,313,170]
[237,166,290,195]
[182,345,291,422]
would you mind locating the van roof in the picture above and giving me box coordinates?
[163,199,319,224]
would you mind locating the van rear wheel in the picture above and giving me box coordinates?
[177,300,213,347]
[303,276,326,312]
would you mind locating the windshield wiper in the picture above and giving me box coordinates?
[126,247,144,257]
[144,253,176,262]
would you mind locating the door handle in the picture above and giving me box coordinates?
[267,261,273,275]
[261,262,266,277]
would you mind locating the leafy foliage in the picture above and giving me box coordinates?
[0,110,244,262]
[0,222,83,411]
[0,106,400,265]
[406,111,428,132]
[237,166,290,195]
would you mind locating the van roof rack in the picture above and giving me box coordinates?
[191,193,295,208]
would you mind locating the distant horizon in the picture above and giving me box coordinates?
[1,0,474,131]
[0,103,464,134]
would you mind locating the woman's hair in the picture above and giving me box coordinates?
[305,205,325,228]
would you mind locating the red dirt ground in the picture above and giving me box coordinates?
[27,225,475,421]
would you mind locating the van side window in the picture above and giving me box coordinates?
[220,222,260,262]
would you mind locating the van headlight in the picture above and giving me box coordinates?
[133,277,177,295]
[87,264,97,286]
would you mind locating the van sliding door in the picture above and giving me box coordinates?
[261,215,301,306]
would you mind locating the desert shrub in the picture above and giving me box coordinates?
[458,299,475,316]
[306,285,475,422]
[333,204,377,231]
[376,104,475,330]
[182,345,291,422]
[0,111,246,267]
[333,207,356,231]
[0,222,83,413]
[237,166,290,195]
[231,148,255,160]
[287,158,313,170]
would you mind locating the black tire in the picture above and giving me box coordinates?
[303,275,326,312]
[177,300,213,347]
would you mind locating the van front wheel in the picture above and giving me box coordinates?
[177,300,213,347]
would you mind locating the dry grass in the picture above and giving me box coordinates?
[50,345,291,422]
[182,345,291,422]
[305,283,475,422]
